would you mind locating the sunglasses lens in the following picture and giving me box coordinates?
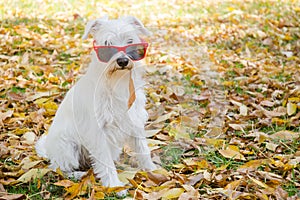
[126,45,145,60]
[97,47,118,62]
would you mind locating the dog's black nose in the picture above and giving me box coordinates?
[117,57,129,68]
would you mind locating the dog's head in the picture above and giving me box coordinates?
[82,16,151,72]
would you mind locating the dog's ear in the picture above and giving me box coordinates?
[82,17,108,40]
[124,16,152,36]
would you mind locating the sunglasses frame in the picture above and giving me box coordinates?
[93,40,149,63]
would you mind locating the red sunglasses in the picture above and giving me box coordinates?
[93,41,149,63]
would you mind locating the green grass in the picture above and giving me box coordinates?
[283,181,299,197]
[7,177,64,199]
[204,149,244,170]
[161,145,185,170]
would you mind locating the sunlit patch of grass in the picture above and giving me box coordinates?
[161,145,185,170]
[203,149,244,170]
[271,73,292,82]
[283,181,299,197]
[7,176,64,199]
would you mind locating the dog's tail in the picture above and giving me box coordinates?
[35,134,48,158]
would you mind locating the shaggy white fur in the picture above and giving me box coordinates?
[35,16,156,195]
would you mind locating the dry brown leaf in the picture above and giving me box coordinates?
[270,130,299,140]
[187,173,204,186]
[17,168,51,183]
[54,179,75,188]
[147,171,169,185]
[219,145,246,161]
[0,194,25,200]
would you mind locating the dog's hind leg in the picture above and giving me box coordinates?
[46,136,81,176]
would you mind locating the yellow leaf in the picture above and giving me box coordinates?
[287,102,297,116]
[222,81,234,86]
[248,175,269,189]
[205,138,225,148]
[183,158,208,169]
[13,128,29,135]
[216,164,229,171]
[17,168,51,183]
[43,101,58,115]
[151,111,177,124]
[117,170,137,184]
[225,179,241,190]
[218,145,246,160]
[105,186,127,193]
[266,142,278,152]
[288,97,300,102]
[94,191,105,199]
[127,178,139,188]
[272,118,288,125]
[149,92,161,103]
[65,182,81,199]
[20,158,42,170]
[239,159,264,169]
[34,98,48,106]
[48,76,60,84]
[161,188,184,199]
[56,168,64,177]
[12,112,26,118]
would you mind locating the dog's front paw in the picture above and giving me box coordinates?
[108,181,127,197]
[116,189,128,197]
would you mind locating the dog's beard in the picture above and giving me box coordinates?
[105,58,134,76]
[107,62,133,76]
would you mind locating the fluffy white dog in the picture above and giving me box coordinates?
[35,16,156,194]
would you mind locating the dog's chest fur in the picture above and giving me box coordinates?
[69,64,147,145]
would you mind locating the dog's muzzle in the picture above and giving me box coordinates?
[117,57,129,69]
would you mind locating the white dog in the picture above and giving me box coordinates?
[35,16,156,194]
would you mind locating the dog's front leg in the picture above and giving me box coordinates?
[130,135,156,171]
[88,148,123,187]
[88,146,127,196]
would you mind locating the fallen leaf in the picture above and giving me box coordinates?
[54,179,75,188]
[219,145,246,160]
[266,142,278,152]
[0,110,13,126]
[21,132,36,145]
[0,194,25,200]
[239,104,248,116]
[118,170,137,184]
[17,168,51,183]
[247,175,270,189]
[147,171,169,185]
[270,130,300,140]
[161,188,184,199]
[286,102,297,116]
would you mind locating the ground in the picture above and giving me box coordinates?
[0,0,299,199]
